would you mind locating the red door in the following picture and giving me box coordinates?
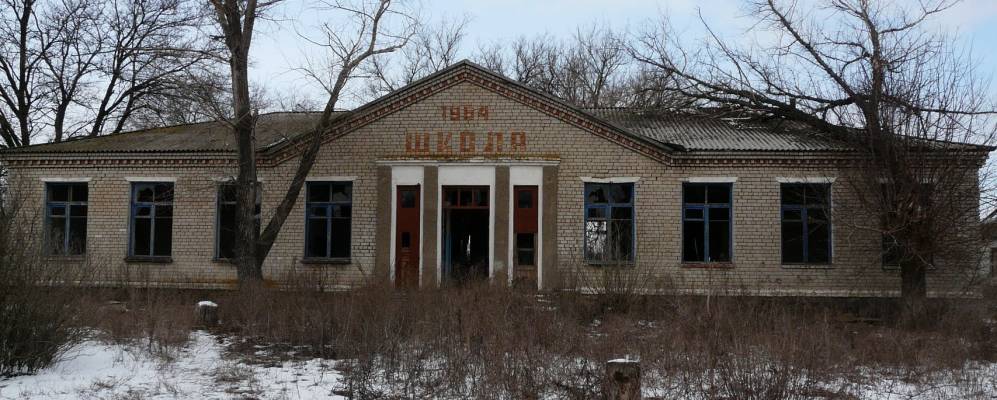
[513,186,539,272]
[395,186,420,288]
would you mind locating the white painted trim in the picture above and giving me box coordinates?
[125,177,176,182]
[377,160,560,166]
[40,177,92,182]
[437,165,496,286]
[389,166,424,287]
[580,176,641,183]
[306,176,357,182]
[508,166,544,289]
[683,177,738,183]
[775,177,836,183]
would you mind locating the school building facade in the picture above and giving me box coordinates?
[2,61,991,296]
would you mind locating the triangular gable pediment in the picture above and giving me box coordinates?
[263,60,679,165]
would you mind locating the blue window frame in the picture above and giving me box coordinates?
[45,182,88,255]
[129,182,174,259]
[584,182,634,264]
[305,181,352,260]
[682,183,732,263]
[215,183,261,260]
[780,183,831,264]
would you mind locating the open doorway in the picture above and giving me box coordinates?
[442,186,489,284]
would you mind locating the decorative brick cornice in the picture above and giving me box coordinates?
[672,155,858,167]
[2,156,236,168]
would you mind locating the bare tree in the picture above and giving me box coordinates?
[0,0,54,148]
[473,26,641,108]
[39,0,101,142]
[363,13,468,97]
[560,25,629,107]
[630,0,996,323]
[85,0,210,137]
[1,0,210,146]
[123,66,233,129]
[209,0,414,283]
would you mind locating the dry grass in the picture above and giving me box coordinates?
[28,271,995,399]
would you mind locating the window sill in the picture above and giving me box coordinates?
[43,254,86,262]
[681,262,734,269]
[881,265,937,272]
[781,263,833,270]
[300,257,352,265]
[584,261,636,267]
[124,256,173,264]
[212,258,235,264]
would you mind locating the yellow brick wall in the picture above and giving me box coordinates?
[4,80,985,296]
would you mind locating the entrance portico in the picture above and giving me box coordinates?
[379,161,554,290]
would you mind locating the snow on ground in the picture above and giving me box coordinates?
[0,331,344,400]
[2,331,995,399]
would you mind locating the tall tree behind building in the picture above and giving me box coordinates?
[0,0,210,147]
[629,0,996,323]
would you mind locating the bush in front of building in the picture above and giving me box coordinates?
[0,190,87,377]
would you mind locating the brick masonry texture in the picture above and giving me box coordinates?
[5,79,986,297]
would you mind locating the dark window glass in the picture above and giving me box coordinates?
[153,215,173,256]
[305,181,352,259]
[49,184,70,202]
[331,183,351,202]
[682,183,732,263]
[134,218,152,256]
[517,190,533,209]
[586,184,608,204]
[306,218,328,258]
[400,190,416,208]
[130,182,174,258]
[780,183,831,264]
[216,183,262,259]
[445,189,458,207]
[516,233,536,266]
[683,220,704,262]
[45,183,88,255]
[584,182,634,263]
[475,188,488,207]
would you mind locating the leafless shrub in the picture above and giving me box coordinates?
[0,187,90,376]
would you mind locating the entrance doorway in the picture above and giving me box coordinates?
[442,186,489,284]
[513,185,539,287]
[395,185,420,288]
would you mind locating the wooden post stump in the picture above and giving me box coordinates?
[605,358,641,400]
[195,301,219,327]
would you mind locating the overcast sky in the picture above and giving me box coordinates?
[247,0,997,107]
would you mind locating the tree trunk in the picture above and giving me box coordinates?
[899,257,928,327]
[225,10,262,284]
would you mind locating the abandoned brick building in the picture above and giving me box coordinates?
[2,61,992,296]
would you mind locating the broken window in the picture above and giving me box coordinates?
[584,182,634,264]
[780,183,831,264]
[215,183,262,260]
[682,183,732,263]
[130,182,174,259]
[45,182,88,255]
[305,181,352,259]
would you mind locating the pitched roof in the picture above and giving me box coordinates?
[3,60,989,157]
[587,108,850,152]
[4,112,342,154]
